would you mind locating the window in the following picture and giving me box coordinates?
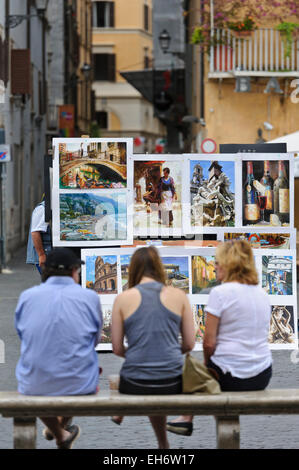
[95,111,108,129]
[144,4,149,31]
[93,54,115,81]
[93,1,114,27]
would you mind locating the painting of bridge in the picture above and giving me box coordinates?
[59,141,127,189]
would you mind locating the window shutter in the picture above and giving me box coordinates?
[0,37,8,84]
[11,49,31,95]
[108,54,115,81]
[109,2,115,27]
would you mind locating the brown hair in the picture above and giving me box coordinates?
[216,240,259,285]
[128,246,166,288]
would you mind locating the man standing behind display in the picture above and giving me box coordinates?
[15,248,103,449]
[26,198,52,273]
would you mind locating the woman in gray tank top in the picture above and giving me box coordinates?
[112,246,195,449]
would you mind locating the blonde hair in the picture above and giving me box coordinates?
[128,246,166,288]
[216,240,258,285]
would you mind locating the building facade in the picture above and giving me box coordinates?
[91,0,165,153]
[187,1,299,151]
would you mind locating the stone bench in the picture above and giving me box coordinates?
[0,389,298,449]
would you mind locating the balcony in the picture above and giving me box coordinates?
[209,28,299,78]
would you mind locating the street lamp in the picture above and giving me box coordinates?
[158,29,171,54]
[7,0,48,28]
[81,63,92,81]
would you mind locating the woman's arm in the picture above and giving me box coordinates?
[203,312,220,366]
[180,293,195,353]
[111,295,126,358]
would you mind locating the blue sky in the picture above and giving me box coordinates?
[190,160,235,193]
[161,257,189,276]
[86,255,117,282]
[120,255,131,266]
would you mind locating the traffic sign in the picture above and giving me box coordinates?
[201,138,217,154]
[0,145,11,162]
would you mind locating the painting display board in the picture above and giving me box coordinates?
[218,227,296,250]
[182,153,294,236]
[52,138,134,246]
[81,246,297,351]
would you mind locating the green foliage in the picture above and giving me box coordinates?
[276,22,299,58]
[90,121,101,138]
[227,16,256,32]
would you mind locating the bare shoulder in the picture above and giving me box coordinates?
[162,285,187,302]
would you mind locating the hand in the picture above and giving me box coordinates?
[39,254,46,267]
[174,193,178,201]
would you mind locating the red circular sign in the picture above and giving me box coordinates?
[201,138,217,154]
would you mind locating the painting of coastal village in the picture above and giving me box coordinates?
[161,256,189,293]
[190,160,235,227]
[262,255,293,295]
[192,255,219,294]
[60,192,127,241]
[85,255,117,294]
[59,141,127,189]
[224,232,291,249]
[268,305,295,345]
[193,305,207,345]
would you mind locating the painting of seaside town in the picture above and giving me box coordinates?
[161,256,189,293]
[134,160,182,232]
[120,255,131,291]
[224,232,290,249]
[269,305,295,345]
[262,255,293,295]
[60,192,127,241]
[190,160,235,227]
[192,255,219,294]
[59,141,127,189]
[193,305,207,345]
[85,255,117,294]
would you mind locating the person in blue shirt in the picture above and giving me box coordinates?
[15,248,103,449]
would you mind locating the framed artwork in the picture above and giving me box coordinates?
[182,154,237,235]
[219,227,296,250]
[133,155,184,237]
[52,138,134,246]
[268,304,298,349]
[241,154,294,228]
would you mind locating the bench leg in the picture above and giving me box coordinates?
[215,415,240,449]
[13,417,37,449]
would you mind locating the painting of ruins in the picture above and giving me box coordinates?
[193,305,207,345]
[161,256,189,293]
[134,159,182,233]
[262,255,293,295]
[59,192,127,242]
[224,232,291,249]
[59,141,127,189]
[191,255,219,294]
[85,255,117,294]
[268,305,295,345]
[190,160,235,227]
